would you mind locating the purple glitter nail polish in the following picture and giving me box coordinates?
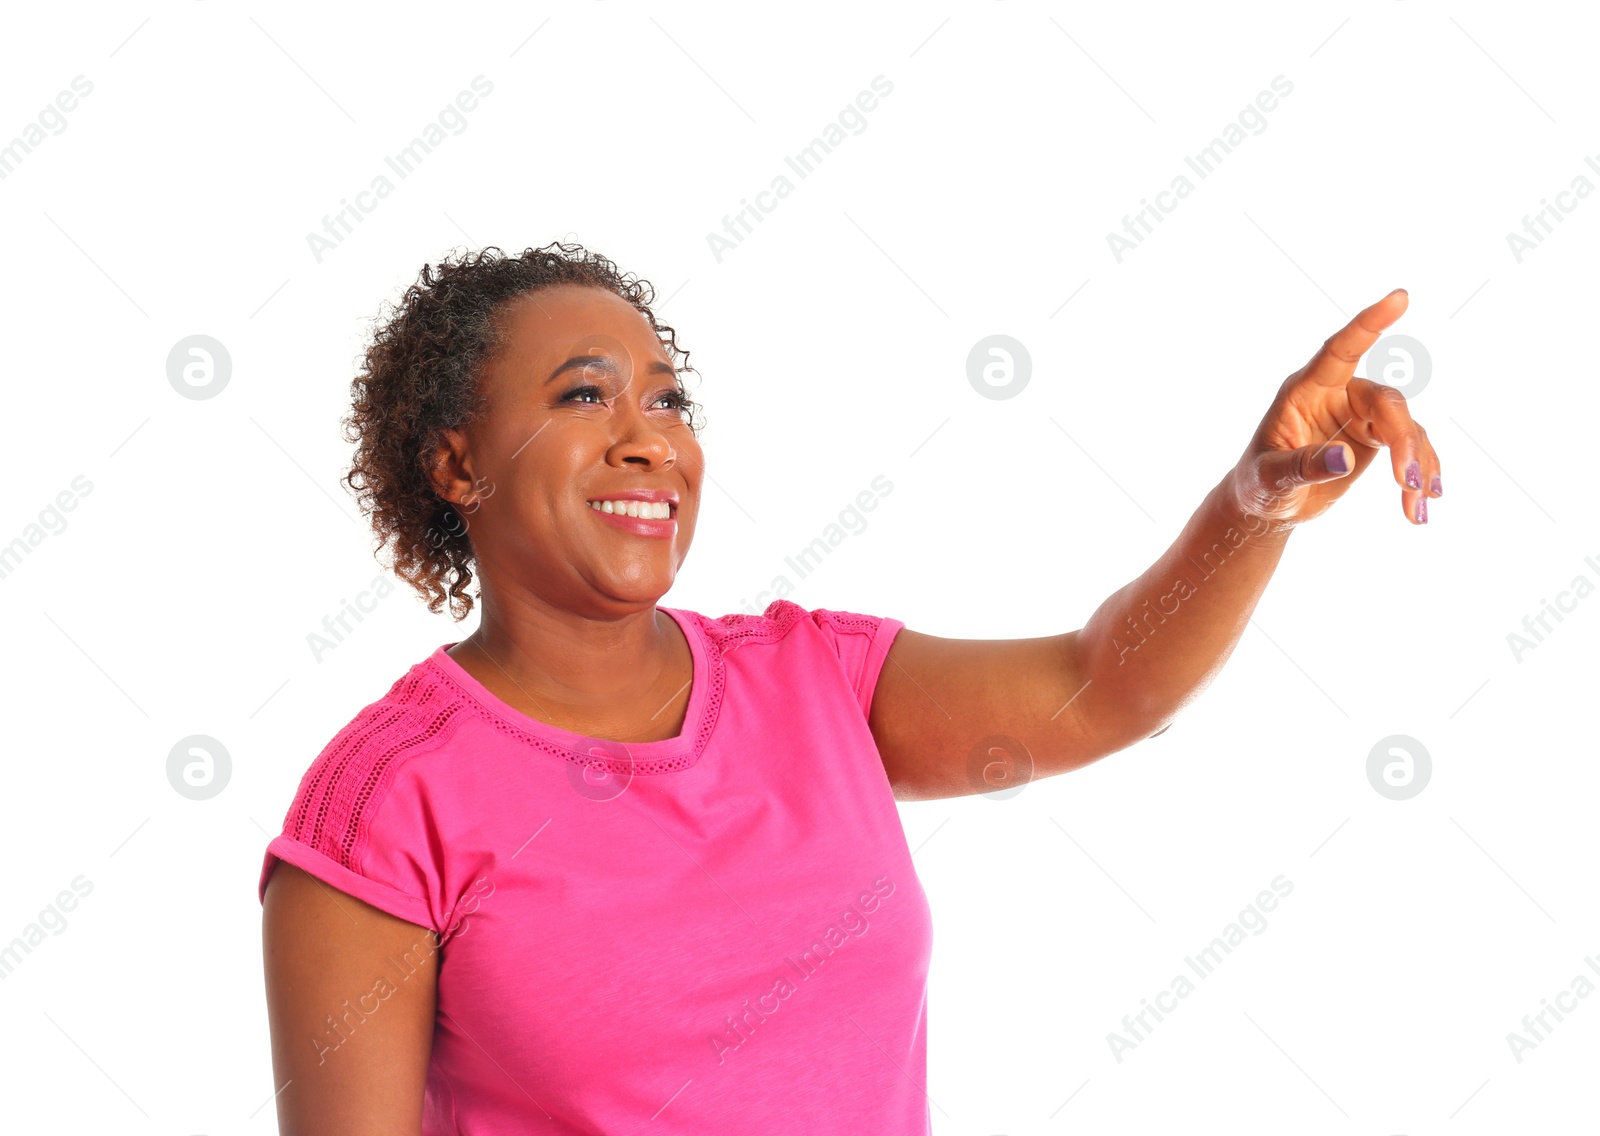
[1430,475,1442,496]
[1405,460,1421,489]
[1416,497,1428,524]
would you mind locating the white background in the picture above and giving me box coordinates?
[1,1,1595,1132]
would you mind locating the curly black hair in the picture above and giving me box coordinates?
[340,241,703,621]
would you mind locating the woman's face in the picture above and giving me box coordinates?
[435,284,702,616]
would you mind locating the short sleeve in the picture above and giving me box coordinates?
[806,608,907,718]
[257,696,458,934]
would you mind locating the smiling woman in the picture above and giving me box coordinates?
[259,242,937,1135]
[259,241,1442,1135]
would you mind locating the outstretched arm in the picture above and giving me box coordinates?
[869,289,1440,801]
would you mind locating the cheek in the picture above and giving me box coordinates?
[675,433,707,477]
[520,425,603,481]
[487,429,594,524]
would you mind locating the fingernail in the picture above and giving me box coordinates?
[1326,446,1348,474]
[1405,460,1421,489]
[1416,497,1428,524]
[1431,475,1442,496]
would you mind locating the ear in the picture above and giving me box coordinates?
[429,427,474,504]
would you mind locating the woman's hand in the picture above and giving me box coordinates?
[1224,288,1441,531]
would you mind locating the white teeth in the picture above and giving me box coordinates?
[588,499,672,520]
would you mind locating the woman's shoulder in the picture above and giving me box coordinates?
[672,601,902,691]
[259,651,478,920]
[679,598,899,650]
[280,654,472,832]
[676,601,903,713]
[674,598,810,651]
[323,652,470,754]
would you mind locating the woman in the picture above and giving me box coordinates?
[259,242,1439,1134]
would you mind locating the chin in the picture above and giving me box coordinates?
[599,574,675,605]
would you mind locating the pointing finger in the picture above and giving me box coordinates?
[1301,289,1409,388]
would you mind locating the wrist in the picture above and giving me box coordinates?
[1212,470,1297,546]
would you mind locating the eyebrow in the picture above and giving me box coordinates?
[545,355,679,386]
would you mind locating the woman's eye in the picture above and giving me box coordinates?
[558,385,692,416]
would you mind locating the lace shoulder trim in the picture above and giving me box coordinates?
[688,599,813,653]
[281,668,468,873]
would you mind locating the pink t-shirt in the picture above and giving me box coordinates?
[258,601,933,1134]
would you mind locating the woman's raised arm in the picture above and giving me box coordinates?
[869,289,1438,801]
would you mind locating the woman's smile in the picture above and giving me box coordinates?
[585,491,679,538]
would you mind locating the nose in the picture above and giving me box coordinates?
[605,400,677,470]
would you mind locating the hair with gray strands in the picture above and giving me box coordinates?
[340,241,702,621]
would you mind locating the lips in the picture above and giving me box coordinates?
[586,497,677,538]
[584,488,679,523]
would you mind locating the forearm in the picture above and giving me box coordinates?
[1074,473,1292,736]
